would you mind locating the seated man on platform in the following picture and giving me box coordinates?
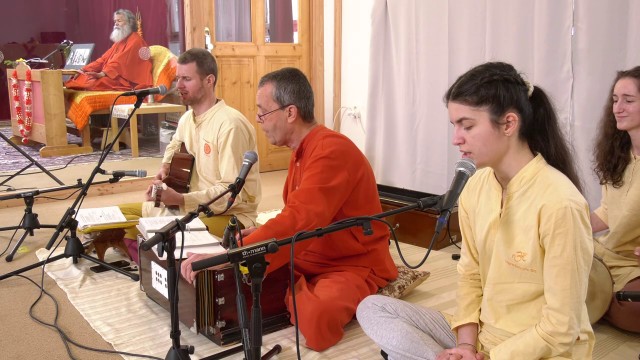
[119,48,261,264]
[64,8,153,91]
[181,67,398,351]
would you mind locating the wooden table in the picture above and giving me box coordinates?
[109,103,186,157]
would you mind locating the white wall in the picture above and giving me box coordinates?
[323,0,373,152]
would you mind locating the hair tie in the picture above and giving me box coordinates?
[524,80,534,98]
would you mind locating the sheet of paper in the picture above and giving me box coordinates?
[138,216,207,236]
[153,243,226,260]
[76,206,127,230]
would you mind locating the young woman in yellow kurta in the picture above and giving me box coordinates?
[357,62,594,360]
[591,66,640,333]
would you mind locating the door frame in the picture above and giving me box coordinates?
[183,0,325,125]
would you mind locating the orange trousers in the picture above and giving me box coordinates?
[285,270,378,351]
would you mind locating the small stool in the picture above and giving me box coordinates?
[100,127,132,150]
[84,228,131,262]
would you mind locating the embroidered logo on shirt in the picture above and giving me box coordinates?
[506,251,537,273]
[204,143,211,155]
[511,251,527,263]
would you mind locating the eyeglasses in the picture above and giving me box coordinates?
[256,104,291,122]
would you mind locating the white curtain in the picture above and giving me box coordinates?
[365,0,640,208]
[572,1,640,206]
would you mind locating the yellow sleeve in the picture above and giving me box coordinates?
[450,194,483,331]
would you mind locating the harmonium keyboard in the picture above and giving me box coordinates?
[378,184,461,250]
[139,245,291,346]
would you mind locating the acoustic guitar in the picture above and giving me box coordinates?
[153,143,194,210]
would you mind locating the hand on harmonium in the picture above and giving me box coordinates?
[181,252,221,285]
[240,226,258,238]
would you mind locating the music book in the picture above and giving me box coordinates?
[137,216,208,239]
[137,226,225,260]
[76,206,137,231]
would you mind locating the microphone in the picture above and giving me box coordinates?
[121,85,167,97]
[615,291,640,302]
[59,40,73,49]
[226,151,258,209]
[221,216,237,249]
[103,169,148,177]
[434,158,476,235]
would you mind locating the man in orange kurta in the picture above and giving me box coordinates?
[64,9,152,91]
[181,68,398,351]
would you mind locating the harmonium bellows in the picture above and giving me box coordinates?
[377,184,461,250]
[139,245,291,346]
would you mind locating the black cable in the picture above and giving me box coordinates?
[0,152,104,179]
[447,216,460,249]
[16,263,162,359]
[0,217,23,257]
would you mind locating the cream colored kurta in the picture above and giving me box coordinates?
[156,100,261,227]
[593,153,640,291]
[452,155,595,359]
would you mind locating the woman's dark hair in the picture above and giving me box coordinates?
[444,61,582,192]
[593,66,639,187]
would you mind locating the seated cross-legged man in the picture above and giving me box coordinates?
[119,48,261,264]
[64,8,153,91]
[181,67,398,351]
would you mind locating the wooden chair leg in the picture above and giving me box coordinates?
[81,125,92,148]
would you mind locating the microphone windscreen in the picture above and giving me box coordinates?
[244,150,258,164]
[158,85,168,95]
[455,158,476,177]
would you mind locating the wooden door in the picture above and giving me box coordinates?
[184,0,323,172]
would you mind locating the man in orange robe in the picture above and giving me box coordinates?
[64,9,152,91]
[181,68,398,351]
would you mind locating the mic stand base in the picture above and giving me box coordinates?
[1,195,57,262]
[0,232,139,281]
[165,345,194,360]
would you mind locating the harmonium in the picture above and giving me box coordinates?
[378,184,462,250]
[139,245,291,346]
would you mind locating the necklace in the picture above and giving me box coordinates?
[10,67,33,144]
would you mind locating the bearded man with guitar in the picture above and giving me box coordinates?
[118,48,261,264]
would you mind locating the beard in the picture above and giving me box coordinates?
[110,24,133,43]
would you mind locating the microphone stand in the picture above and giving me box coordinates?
[0,130,64,187]
[0,180,85,262]
[0,94,147,282]
[615,291,640,302]
[39,41,72,69]
[139,184,238,360]
[191,195,443,360]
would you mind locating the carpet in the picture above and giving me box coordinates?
[0,126,163,174]
[34,242,459,359]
